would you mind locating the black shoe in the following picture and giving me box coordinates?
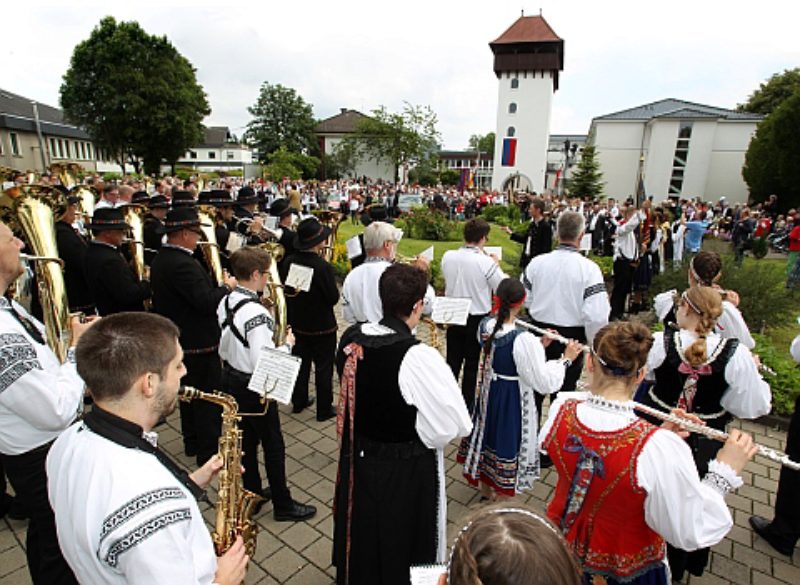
[0,494,14,519]
[292,397,315,414]
[749,515,795,556]
[252,488,273,516]
[316,407,337,422]
[274,501,317,522]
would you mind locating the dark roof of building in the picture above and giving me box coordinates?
[195,126,245,148]
[594,98,763,122]
[491,15,561,44]
[315,109,371,134]
[439,150,491,159]
[0,87,91,139]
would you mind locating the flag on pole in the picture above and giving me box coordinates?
[501,138,517,167]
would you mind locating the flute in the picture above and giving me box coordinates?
[631,400,800,471]
[514,319,590,353]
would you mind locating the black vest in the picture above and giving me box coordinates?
[649,326,738,430]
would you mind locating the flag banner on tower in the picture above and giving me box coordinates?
[501,138,517,166]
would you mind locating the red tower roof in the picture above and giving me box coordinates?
[491,15,561,45]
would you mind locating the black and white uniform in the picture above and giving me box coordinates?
[441,245,507,411]
[216,285,296,511]
[341,257,434,324]
[47,407,216,585]
[521,244,610,414]
[0,296,81,584]
[609,212,642,320]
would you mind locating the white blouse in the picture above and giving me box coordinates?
[539,391,738,551]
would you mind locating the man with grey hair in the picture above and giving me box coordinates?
[521,210,609,414]
[341,221,433,324]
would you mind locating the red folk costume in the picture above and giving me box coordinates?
[543,400,666,583]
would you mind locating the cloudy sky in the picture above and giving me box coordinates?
[6,0,798,149]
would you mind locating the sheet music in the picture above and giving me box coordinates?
[431,297,471,326]
[264,215,279,231]
[285,263,314,292]
[248,347,302,404]
[580,234,592,251]
[410,564,446,585]
[226,232,246,253]
[484,245,502,260]
[420,246,434,262]
[346,235,363,259]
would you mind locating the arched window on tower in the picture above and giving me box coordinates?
[508,103,517,114]
[510,78,519,89]
[507,127,516,137]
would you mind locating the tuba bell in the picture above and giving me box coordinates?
[0,183,73,362]
[121,204,149,285]
[50,162,97,229]
[196,205,225,285]
[311,210,345,263]
[257,242,289,347]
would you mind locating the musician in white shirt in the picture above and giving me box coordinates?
[441,218,507,411]
[609,206,644,320]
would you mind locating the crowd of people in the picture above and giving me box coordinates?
[0,170,798,585]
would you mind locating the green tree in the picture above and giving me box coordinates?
[266,147,320,180]
[342,103,441,181]
[60,16,209,175]
[468,132,496,154]
[742,91,800,210]
[737,68,800,115]
[245,83,316,163]
[568,145,604,199]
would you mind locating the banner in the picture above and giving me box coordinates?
[501,138,517,167]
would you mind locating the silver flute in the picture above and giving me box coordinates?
[514,319,590,353]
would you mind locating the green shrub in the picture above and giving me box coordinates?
[752,333,800,416]
[102,172,123,182]
[402,207,461,241]
[589,254,614,279]
[480,204,521,226]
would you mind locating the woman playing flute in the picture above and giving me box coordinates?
[540,320,758,585]
[641,285,771,580]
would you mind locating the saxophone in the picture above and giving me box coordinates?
[177,386,263,558]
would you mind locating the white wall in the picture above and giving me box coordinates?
[592,121,644,199]
[322,134,395,182]
[705,122,757,205]
[492,71,554,192]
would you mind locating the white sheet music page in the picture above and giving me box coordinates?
[285,263,314,292]
[484,245,502,260]
[409,564,446,585]
[345,235,363,259]
[420,246,434,262]
[431,297,471,326]
[248,347,302,404]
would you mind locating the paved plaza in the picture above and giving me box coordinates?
[1,311,798,585]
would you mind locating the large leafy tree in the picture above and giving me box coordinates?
[245,83,316,162]
[742,90,800,210]
[60,17,209,175]
[468,132,495,154]
[567,145,604,199]
[737,68,800,115]
[342,103,441,182]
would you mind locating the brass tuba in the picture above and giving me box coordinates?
[178,387,263,559]
[50,162,97,227]
[121,204,149,282]
[196,205,225,285]
[0,184,73,362]
[311,210,345,263]
[257,242,289,346]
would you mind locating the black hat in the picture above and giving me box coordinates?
[294,217,331,251]
[269,198,297,218]
[131,190,149,205]
[53,184,69,196]
[367,204,388,221]
[236,186,258,205]
[199,189,234,207]
[86,207,131,232]
[147,194,170,209]
[163,207,210,234]
[171,190,196,208]
[66,194,81,206]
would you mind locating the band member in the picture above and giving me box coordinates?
[233,187,266,245]
[171,190,197,208]
[641,286,770,580]
[217,247,316,521]
[503,198,552,269]
[55,193,95,314]
[458,279,581,500]
[267,198,298,261]
[281,217,339,421]
[750,334,800,556]
[150,207,237,464]
[341,221,433,324]
[0,220,93,584]
[334,263,472,584]
[46,313,248,585]
[143,194,170,266]
[441,218,507,412]
[84,208,152,316]
[609,206,643,320]
[540,321,758,584]
[522,211,610,417]
[199,190,235,258]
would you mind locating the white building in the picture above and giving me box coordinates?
[590,99,762,205]
[315,109,395,182]
[489,15,564,193]
[546,134,586,194]
[173,126,253,173]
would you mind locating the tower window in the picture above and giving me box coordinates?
[510,78,519,89]
[508,103,517,114]
[507,127,516,137]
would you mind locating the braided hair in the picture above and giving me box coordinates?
[682,286,723,367]
[690,251,722,287]
[484,279,526,350]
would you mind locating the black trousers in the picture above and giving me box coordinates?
[181,352,223,466]
[221,366,293,510]
[529,320,586,425]
[610,257,635,320]
[1,443,78,585]
[446,313,486,413]
[292,331,337,417]
[765,395,800,548]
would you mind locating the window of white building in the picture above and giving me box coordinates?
[509,103,517,114]
[507,127,516,137]
[9,132,20,156]
[669,122,693,195]
[510,78,519,89]
[208,152,216,159]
